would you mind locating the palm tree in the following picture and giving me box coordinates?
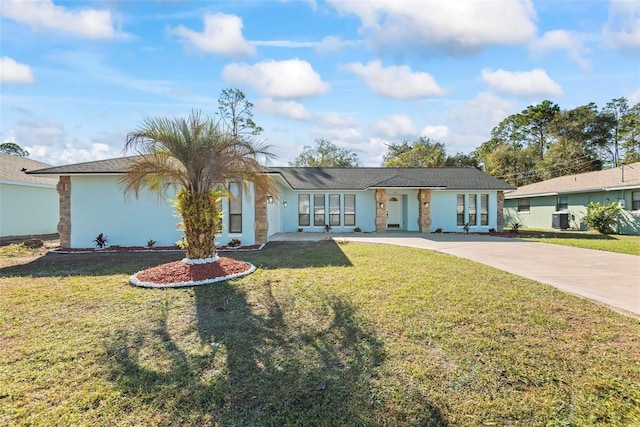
[120,110,276,260]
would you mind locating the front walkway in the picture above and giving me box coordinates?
[269,232,640,317]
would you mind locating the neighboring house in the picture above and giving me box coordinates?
[28,157,514,248]
[504,162,640,235]
[0,154,59,237]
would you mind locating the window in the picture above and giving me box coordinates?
[298,194,310,226]
[480,194,489,226]
[468,194,477,226]
[457,194,465,226]
[329,194,341,226]
[344,194,356,226]
[228,183,242,233]
[314,194,325,226]
[556,196,568,211]
[633,192,640,211]
[517,199,530,213]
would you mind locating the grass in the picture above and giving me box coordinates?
[516,230,640,255]
[1,241,639,426]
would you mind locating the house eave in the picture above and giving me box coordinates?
[367,186,448,190]
[0,179,57,188]
[506,184,640,199]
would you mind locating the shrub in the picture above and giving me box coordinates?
[510,223,521,233]
[146,239,156,248]
[93,233,108,248]
[582,202,622,234]
[434,227,443,233]
[354,227,361,232]
[228,238,241,247]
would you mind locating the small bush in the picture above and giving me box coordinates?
[583,202,622,234]
[228,238,241,247]
[354,227,361,232]
[434,227,443,233]
[93,233,108,248]
[510,223,522,233]
[146,239,156,248]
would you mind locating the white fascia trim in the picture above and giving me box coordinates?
[366,186,447,190]
[0,179,56,189]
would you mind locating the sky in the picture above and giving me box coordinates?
[1,0,639,167]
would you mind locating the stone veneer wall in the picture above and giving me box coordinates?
[375,189,387,233]
[57,176,71,248]
[254,185,268,245]
[497,191,505,232]
[417,189,432,233]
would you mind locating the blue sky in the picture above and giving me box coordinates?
[1,0,638,167]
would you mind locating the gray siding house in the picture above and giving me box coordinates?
[504,163,640,235]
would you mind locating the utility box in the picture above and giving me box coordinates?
[552,212,569,229]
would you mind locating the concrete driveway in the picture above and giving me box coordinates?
[270,232,640,317]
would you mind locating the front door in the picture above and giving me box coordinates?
[387,196,402,229]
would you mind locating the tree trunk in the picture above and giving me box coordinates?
[176,190,218,260]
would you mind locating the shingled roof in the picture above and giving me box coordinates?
[0,154,57,186]
[26,156,514,191]
[268,167,514,191]
[25,156,138,175]
[505,162,640,199]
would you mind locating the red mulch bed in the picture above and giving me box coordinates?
[52,245,262,253]
[133,257,253,286]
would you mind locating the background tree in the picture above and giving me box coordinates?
[620,102,640,163]
[290,138,362,167]
[0,141,29,157]
[217,88,263,138]
[538,103,605,178]
[599,97,630,167]
[483,144,538,187]
[445,152,479,167]
[121,110,275,260]
[382,137,448,167]
[518,100,560,159]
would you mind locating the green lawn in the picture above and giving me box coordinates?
[516,230,640,255]
[1,242,639,426]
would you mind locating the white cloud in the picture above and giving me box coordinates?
[628,88,640,105]
[371,114,417,138]
[252,40,316,48]
[1,0,118,39]
[317,113,359,129]
[481,68,563,97]
[27,142,115,166]
[530,30,591,69]
[603,0,640,53]
[255,98,311,120]
[328,0,537,53]
[170,13,256,57]
[15,119,65,146]
[444,92,515,153]
[421,125,449,141]
[222,59,330,98]
[315,36,361,53]
[342,60,444,99]
[0,57,35,84]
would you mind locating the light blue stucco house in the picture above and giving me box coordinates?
[29,157,514,248]
[0,154,59,238]
[504,162,640,235]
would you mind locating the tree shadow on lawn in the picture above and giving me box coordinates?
[103,279,448,425]
[0,240,352,278]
